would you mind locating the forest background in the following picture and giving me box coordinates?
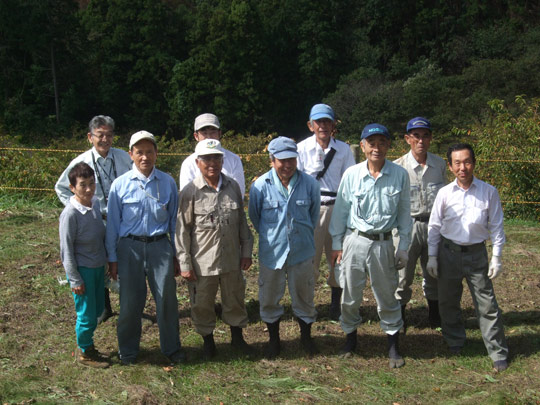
[1,0,540,219]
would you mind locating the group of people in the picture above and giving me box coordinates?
[56,106,509,373]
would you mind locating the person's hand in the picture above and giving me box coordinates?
[394,249,408,270]
[426,256,438,278]
[488,256,502,279]
[240,257,252,271]
[173,257,181,277]
[331,250,343,266]
[181,269,197,282]
[108,262,118,281]
[71,283,85,295]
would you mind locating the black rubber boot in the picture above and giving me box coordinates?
[230,326,254,355]
[202,333,216,360]
[298,318,319,356]
[428,299,441,328]
[401,304,407,334]
[330,287,342,321]
[387,333,405,368]
[340,330,357,358]
[265,320,281,359]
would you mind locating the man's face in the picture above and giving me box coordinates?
[449,149,475,187]
[272,157,297,184]
[69,176,96,207]
[196,154,223,182]
[361,134,390,165]
[307,118,335,145]
[405,128,432,157]
[194,126,221,142]
[129,140,157,176]
[87,125,114,157]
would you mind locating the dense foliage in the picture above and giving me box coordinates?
[1,0,539,143]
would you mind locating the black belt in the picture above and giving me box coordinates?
[351,229,392,241]
[321,200,336,206]
[126,234,168,243]
[442,237,484,253]
[413,216,430,223]
[321,191,337,197]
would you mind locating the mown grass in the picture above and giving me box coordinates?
[0,195,539,404]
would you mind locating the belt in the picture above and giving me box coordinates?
[321,200,336,206]
[351,229,392,241]
[125,234,168,243]
[413,216,430,223]
[442,237,485,253]
[321,191,337,197]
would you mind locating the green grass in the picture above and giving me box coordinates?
[0,196,539,404]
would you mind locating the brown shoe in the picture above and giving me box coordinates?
[76,347,110,368]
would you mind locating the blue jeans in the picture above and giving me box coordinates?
[70,266,105,351]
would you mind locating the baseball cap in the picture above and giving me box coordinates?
[406,117,431,132]
[195,139,224,156]
[361,123,391,140]
[268,137,298,159]
[194,113,220,131]
[309,104,335,121]
[129,130,156,149]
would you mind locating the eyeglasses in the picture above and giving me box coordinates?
[92,132,114,140]
[198,155,223,163]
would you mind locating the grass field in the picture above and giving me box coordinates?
[0,195,539,404]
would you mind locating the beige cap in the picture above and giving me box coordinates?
[129,130,156,149]
[194,113,220,131]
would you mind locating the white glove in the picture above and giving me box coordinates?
[426,256,438,279]
[394,249,408,270]
[488,256,502,279]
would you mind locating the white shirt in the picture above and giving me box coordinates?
[428,177,506,256]
[179,148,245,196]
[394,151,447,217]
[297,135,356,203]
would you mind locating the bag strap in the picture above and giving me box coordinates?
[316,147,336,180]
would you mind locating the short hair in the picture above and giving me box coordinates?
[269,153,275,162]
[447,143,476,164]
[89,115,115,133]
[68,162,95,186]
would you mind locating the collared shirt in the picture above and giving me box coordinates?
[105,166,179,262]
[297,135,356,203]
[271,168,298,199]
[248,168,320,269]
[394,151,447,217]
[176,174,253,276]
[55,147,133,215]
[179,148,246,196]
[329,159,412,251]
[428,177,506,256]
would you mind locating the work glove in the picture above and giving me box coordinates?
[394,249,408,270]
[426,256,438,279]
[488,256,502,279]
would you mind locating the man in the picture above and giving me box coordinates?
[176,139,254,359]
[179,113,245,196]
[329,123,412,368]
[248,137,320,358]
[393,117,446,330]
[106,131,185,365]
[297,104,356,320]
[427,143,509,372]
[55,115,132,323]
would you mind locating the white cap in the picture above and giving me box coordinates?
[194,113,220,131]
[129,131,156,149]
[195,139,224,156]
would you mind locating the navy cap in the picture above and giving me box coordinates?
[309,104,335,121]
[361,123,391,140]
[406,117,431,132]
[268,137,298,159]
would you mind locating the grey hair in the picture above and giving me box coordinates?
[89,115,115,133]
[269,153,275,162]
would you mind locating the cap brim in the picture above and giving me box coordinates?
[310,113,334,121]
[273,151,298,159]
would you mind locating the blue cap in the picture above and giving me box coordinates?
[361,123,391,140]
[268,137,298,159]
[309,104,335,121]
[406,117,431,132]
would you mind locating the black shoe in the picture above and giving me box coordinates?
[203,333,216,360]
[449,346,462,355]
[493,359,508,372]
[340,330,357,358]
[427,300,441,328]
[168,349,187,365]
[387,333,405,368]
[265,320,281,359]
[230,326,255,355]
[329,287,342,321]
[298,318,319,356]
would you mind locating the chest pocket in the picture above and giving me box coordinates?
[262,201,279,223]
[466,203,488,225]
[409,184,421,212]
[194,204,217,229]
[123,197,142,223]
[426,182,444,208]
[220,201,240,225]
[151,197,170,224]
[381,185,401,215]
[295,199,311,221]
